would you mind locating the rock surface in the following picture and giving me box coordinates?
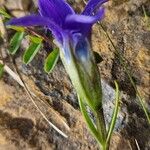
[0,0,149,150]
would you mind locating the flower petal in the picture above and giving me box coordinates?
[66,11,103,24]
[7,15,63,43]
[82,0,108,15]
[73,34,90,62]
[7,15,57,28]
[38,0,74,25]
[65,8,104,33]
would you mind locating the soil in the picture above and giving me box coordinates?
[0,0,149,150]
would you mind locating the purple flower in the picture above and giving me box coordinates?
[7,0,108,61]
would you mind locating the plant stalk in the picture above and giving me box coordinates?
[94,108,109,150]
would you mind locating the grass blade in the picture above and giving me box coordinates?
[106,81,120,144]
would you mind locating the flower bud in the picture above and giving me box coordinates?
[59,35,102,111]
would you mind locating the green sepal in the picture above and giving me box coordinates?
[59,46,102,111]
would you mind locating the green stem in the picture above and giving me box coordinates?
[78,96,108,150]
[106,81,120,146]
[94,109,109,150]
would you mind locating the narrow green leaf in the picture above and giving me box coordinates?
[23,42,42,64]
[78,96,102,144]
[0,8,11,19]
[7,26,25,32]
[0,63,4,78]
[28,35,43,44]
[106,81,120,144]
[8,32,24,55]
[44,48,59,73]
